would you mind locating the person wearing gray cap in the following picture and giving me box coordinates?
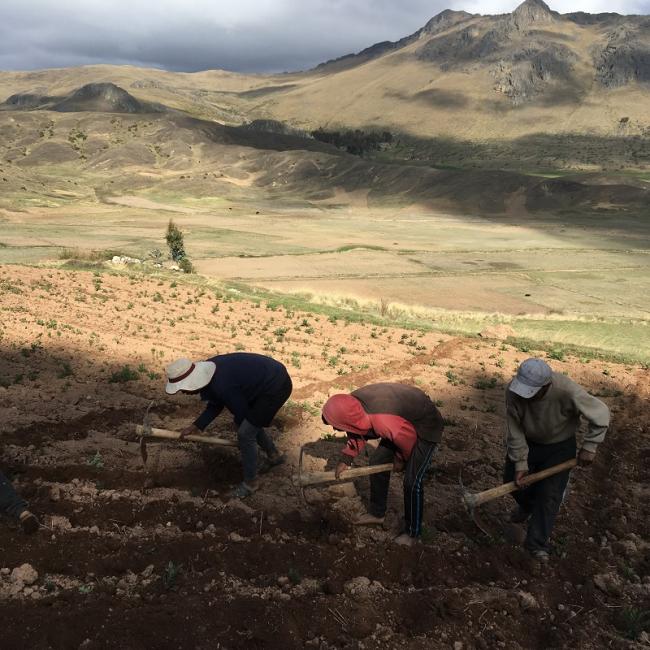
[504,358,610,562]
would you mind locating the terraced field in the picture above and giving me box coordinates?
[1,264,648,648]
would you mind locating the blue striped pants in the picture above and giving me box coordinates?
[368,439,438,537]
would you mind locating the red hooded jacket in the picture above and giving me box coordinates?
[322,384,443,461]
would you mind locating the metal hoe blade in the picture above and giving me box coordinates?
[139,400,154,466]
[459,467,494,536]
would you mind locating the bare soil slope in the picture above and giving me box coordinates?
[0,264,648,649]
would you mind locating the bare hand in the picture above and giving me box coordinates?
[335,462,349,480]
[577,449,596,467]
[180,424,199,439]
[393,457,405,473]
[514,470,529,487]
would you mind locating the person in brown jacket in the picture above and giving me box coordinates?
[504,358,610,562]
[322,383,444,546]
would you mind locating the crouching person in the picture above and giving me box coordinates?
[165,352,292,498]
[505,358,610,562]
[1,470,39,534]
[322,383,444,546]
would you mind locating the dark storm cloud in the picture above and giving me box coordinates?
[1,0,649,73]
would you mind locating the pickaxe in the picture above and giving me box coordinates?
[135,424,238,451]
[460,458,577,535]
[293,443,393,489]
[137,404,237,487]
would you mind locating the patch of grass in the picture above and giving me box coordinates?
[87,452,104,469]
[547,348,565,361]
[109,365,140,383]
[287,567,302,585]
[616,607,650,640]
[162,561,182,591]
[474,376,497,390]
[57,361,74,378]
[59,248,122,262]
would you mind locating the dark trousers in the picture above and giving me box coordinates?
[368,439,438,538]
[0,471,28,519]
[237,376,292,483]
[504,437,576,553]
[237,419,279,483]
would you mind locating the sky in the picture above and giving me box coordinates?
[1,0,649,74]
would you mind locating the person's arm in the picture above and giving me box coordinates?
[220,388,250,427]
[572,384,609,463]
[335,434,367,479]
[193,401,224,431]
[506,395,529,476]
[340,433,367,462]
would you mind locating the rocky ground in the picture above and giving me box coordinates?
[0,263,648,649]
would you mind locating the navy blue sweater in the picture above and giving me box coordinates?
[194,353,290,430]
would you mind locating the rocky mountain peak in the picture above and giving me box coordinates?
[510,0,559,29]
[422,9,473,34]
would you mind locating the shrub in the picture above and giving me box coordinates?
[178,258,194,274]
[109,365,139,383]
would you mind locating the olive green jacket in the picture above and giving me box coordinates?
[506,372,610,471]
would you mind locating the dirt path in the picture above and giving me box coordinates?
[104,195,200,213]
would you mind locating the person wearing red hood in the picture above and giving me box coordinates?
[322,383,444,546]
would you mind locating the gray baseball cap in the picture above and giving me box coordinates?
[509,358,552,398]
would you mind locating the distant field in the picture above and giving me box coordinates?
[1,188,648,361]
[0,108,647,363]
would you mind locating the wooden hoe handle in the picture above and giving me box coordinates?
[135,425,237,447]
[465,458,577,509]
[294,463,394,487]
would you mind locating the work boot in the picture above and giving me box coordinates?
[231,481,259,499]
[530,549,550,563]
[259,452,286,474]
[353,513,385,526]
[394,533,416,547]
[19,510,39,535]
[510,506,531,524]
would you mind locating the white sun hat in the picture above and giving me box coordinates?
[165,358,216,395]
[509,358,552,399]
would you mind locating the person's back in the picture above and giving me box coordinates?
[351,383,444,443]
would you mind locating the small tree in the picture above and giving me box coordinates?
[165,220,186,263]
[165,220,193,273]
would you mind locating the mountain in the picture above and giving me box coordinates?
[0,82,165,113]
[0,1,647,160]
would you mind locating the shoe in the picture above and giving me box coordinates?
[19,511,39,535]
[353,513,385,526]
[259,452,286,474]
[394,533,416,547]
[510,506,531,524]
[231,482,258,499]
[530,549,550,562]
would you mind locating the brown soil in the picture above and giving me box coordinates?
[0,264,648,649]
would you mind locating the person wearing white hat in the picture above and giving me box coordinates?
[165,352,292,498]
[504,358,610,562]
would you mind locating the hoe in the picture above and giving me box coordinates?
[293,444,393,502]
[136,404,236,485]
[460,458,577,534]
